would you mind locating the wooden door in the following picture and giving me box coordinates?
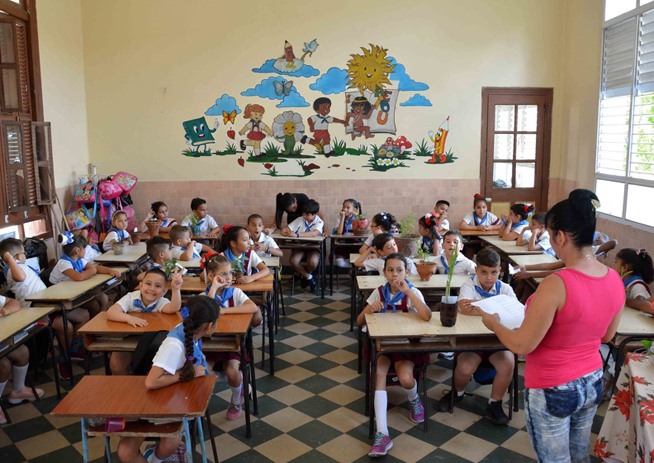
[480,88,553,214]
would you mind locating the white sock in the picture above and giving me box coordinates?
[0,380,7,397]
[404,380,418,402]
[147,449,164,463]
[374,390,388,435]
[457,390,465,397]
[306,274,313,280]
[324,143,332,153]
[231,385,242,405]
[12,364,28,392]
[488,398,499,404]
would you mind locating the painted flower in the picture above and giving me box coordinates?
[376,159,384,166]
[377,148,387,158]
[272,110,305,142]
[392,158,399,166]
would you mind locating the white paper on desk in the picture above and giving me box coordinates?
[472,295,525,329]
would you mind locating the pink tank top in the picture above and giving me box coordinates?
[524,267,625,389]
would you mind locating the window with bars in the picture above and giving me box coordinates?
[0,1,52,237]
[597,3,654,228]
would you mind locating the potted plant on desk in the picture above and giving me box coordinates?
[188,215,202,237]
[351,213,369,235]
[439,246,459,327]
[145,217,160,237]
[415,243,436,281]
[231,258,244,283]
[395,212,420,258]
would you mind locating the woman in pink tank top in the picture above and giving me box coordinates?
[479,189,625,462]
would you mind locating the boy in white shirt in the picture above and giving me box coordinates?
[354,233,418,275]
[280,199,324,291]
[169,225,212,261]
[181,197,221,238]
[435,230,476,275]
[516,212,555,256]
[247,214,282,257]
[433,200,451,235]
[0,238,46,307]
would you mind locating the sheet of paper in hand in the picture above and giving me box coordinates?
[472,295,526,329]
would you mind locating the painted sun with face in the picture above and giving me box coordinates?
[346,44,395,95]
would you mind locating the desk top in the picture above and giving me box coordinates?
[616,306,654,336]
[180,275,274,293]
[357,274,468,291]
[26,268,128,303]
[481,235,542,255]
[213,312,252,336]
[271,233,325,243]
[0,307,56,343]
[330,233,370,240]
[177,256,280,269]
[510,254,559,267]
[51,375,215,418]
[365,312,493,338]
[460,229,499,237]
[94,242,147,264]
[349,254,439,264]
[79,312,182,336]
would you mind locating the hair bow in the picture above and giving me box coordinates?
[474,193,484,199]
[222,224,233,234]
[200,251,218,271]
[58,231,74,245]
[424,213,433,226]
[591,199,601,211]
[523,204,531,214]
[637,249,648,259]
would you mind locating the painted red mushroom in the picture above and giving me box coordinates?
[395,136,412,154]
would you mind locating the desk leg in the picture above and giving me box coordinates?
[81,417,89,463]
[183,417,193,462]
[47,325,62,399]
[195,417,208,463]
[59,303,74,386]
[350,267,356,332]
[248,327,259,414]
[267,293,275,375]
[368,347,377,440]
[241,331,253,438]
[104,436,112,462]
[329,237,334,296]
[321,240,326,299]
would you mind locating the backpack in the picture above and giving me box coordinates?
[98,178,123,200]
[112,171,138,194]
[130,330,168,375]
[73,179,96,204]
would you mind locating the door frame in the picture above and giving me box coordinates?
[480,87,553,210]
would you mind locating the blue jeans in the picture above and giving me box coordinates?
[525,369,603,463]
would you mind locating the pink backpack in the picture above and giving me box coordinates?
[112,171,138,194]
[98,179,123,200]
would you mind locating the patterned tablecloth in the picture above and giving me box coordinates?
[596,352,654,462]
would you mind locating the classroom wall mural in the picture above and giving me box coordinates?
[180,41,456,176]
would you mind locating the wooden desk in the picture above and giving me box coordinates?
[459,229,499,237]
[180,274,274,293]
[26,268,128,384]
[509,254,559,267]
[51,375,215,463]
[272,233,327,298]
[356,274,467,291]
[177,256,279,270]
[94,242,147,265]
[480,235,542,255]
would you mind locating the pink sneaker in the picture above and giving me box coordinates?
[226,402,241,421]
[8,387,45,405]
[368,432,392,457]
[409,397,425,423]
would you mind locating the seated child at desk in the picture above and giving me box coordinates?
[219,225,270,283]
[458,194,502,231]
[436,248,516,425]
[117,296,220,463]
[137,236,186,282]
[435,231,476,275]
[139,201,177,234]
[515,212,554,255]
[0,295,45,424]
[181,197,221,238]
[418,213,442,256]
[1,238,47,307]
[359,212,396,254]
[247,214,282,257]
[498,203,534,241]
[355,233,418,275]
[107,268,183,375]
[280,199,324,291]
[102,210,133,251]
[357,253,431,457]
[433,199,450,235]
[201,255,261,420]
[333,198,364,268]
[614,248,653,315]
[169,225,212,261]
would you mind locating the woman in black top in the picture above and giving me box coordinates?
[266,192,328,234]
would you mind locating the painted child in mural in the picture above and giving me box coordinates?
[239,104,273,157]
[272,111,305,155]
[300,97,346,157]
[345,96,373,140]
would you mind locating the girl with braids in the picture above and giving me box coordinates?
[117,296,220,463]
[418,213,442,256]
[614,248,654,314]
[358,212,396,254]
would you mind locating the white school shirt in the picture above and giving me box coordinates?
[462,211,500,227]
[458,276,516,301]
[199,287,250,307]
[435,253,476,275]
[170,243,202,259]
[249,233,280,257]
[288,215,324,235]
[626,280,652,300]
[363,257,418,275]
[84,245,102,262]
[49,258,89,284]
[440,218,450,231]
[310,114,333,131]
[5,261,46,307]
[363,235,374,247]
[366,285,425,312]
[181,214,219,235]
[103,229,131,251]
[511,222,529,235]
[116,290,170,313]
[521,230,555,256]
[0,295,6,307]
[152,333,186,375]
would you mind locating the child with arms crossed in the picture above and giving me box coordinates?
[201,256,262,420]
[107,268,183,375]
[357,253,431,457]
[459,194,502,231]
[117,296,220,463]
[103,210,133,251]
[355,233,417,275]
[437,248,516,425]
[0,295,45,424]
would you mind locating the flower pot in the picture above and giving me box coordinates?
[232,271,243,283]
[113,242,126,256]
[439,296,458,327]
[145,221,160,237]
[190,225,202,236]
[352,218,369,235]
[416,261,436,281]
[131,231,142,245]
[395,234,420,258]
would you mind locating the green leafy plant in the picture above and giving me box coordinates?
[415,241,431,263]
[163,258,179,278]
[412,139,432,157]
[445,246,459,299]
[332,138,348,156]
[398,212,416,235]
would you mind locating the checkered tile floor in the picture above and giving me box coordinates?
[0,281,607,462]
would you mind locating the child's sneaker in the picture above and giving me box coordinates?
[58,358,71,381]
[226,401,241,420]
[485,400,510,425]
[409,397,425,423]
[0,409,7,425]
[143,443,157,462]
[368,432,392,457]
[8,387,45,405]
